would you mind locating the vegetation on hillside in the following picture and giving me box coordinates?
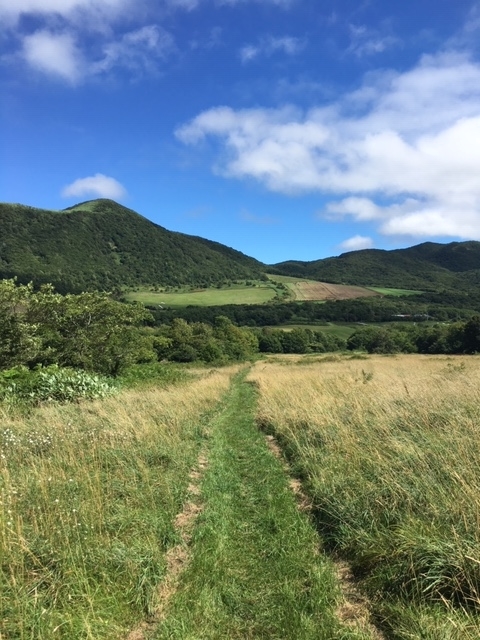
[151,292,480,327]
[271,241,480,291]
[0,200,266,292]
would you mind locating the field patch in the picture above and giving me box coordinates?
[368,286,423,296]
[268,323,357,340]
[125,284,276,307]
[291,280,379,301]
[268,274,380,301]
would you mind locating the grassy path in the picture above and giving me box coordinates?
[153,372,368,640]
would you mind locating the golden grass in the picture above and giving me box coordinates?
[1,366,239,639]
[248,354,480,637]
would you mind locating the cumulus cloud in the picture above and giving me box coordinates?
[62,174,127,199]
[176,50,480,241]
[339,235,374,251]
[18,24,173,82]
[22,30,84,82]
[239,35,305,62]
[4,0,175,83]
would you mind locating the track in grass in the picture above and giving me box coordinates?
[152,372,371,639]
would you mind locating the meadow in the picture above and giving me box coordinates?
[125,275,390,308]
[0,367,237,639]
[368,287,423,296]
[3,352,480,639]
[248,354,480,638]
[124,283,276,307]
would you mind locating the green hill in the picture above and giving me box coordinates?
[2,197,480,296]
[0,199,266,293]
[271,242,480,291]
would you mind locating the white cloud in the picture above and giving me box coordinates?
[22,30,84,82]
[177,50,480,241]
[19,24,173,82]
[92,25,175,73]
[62,174,127,199]
[240,35,305,62]
[0,0,131,23]
[347,24,399,57]
[339,235,374,251]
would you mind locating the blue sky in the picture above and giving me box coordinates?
[2,0,480,264]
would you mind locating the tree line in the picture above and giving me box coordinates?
[2,280,480,382]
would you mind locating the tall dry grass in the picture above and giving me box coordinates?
[248,355,480,638]
[1,367,238,639]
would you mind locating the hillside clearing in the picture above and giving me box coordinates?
[125,284,276,307]
[268,274,381,301]
[368,287,423,296]
[126,277,383,308]
[289,280,379,301]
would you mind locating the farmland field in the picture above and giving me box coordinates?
[126,276,381,307]
[368,286,423,296]
[125,283,276,306]
[269,274,380,301]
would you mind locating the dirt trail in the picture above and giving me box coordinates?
[125,454,209,640]
[126,374,385,640]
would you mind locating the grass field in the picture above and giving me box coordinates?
[125,283,276,307]
[126,276,386,308]
[368,287,423,296]
[0,367,238,639]
[248,354,480,638]
[4,353,480,638]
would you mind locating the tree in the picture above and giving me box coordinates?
[0,280,39,369]
[27,287,154,375]
[462,316,480,353]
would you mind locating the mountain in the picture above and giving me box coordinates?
[0,199,266,293]
[2,197,480,295]
[270,242,480,291]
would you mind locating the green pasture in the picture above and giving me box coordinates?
[369,286,423,296]
[125,283,277,307]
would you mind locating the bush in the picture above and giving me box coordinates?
[0,366,117,406]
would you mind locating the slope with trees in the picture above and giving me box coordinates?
[0,200,266,293]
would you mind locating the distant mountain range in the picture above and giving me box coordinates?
[1,198,480,294]
[271,242,480,291]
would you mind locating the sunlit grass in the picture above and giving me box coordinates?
[248,354,480,638]
[125,283,276,307]
[0,367,237,639]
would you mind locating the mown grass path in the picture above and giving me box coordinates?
[153,372,367,640]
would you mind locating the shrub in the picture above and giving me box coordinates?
[0,366,117,406]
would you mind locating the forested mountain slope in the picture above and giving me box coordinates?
[271,241,480,290]
[0,199,266,292]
